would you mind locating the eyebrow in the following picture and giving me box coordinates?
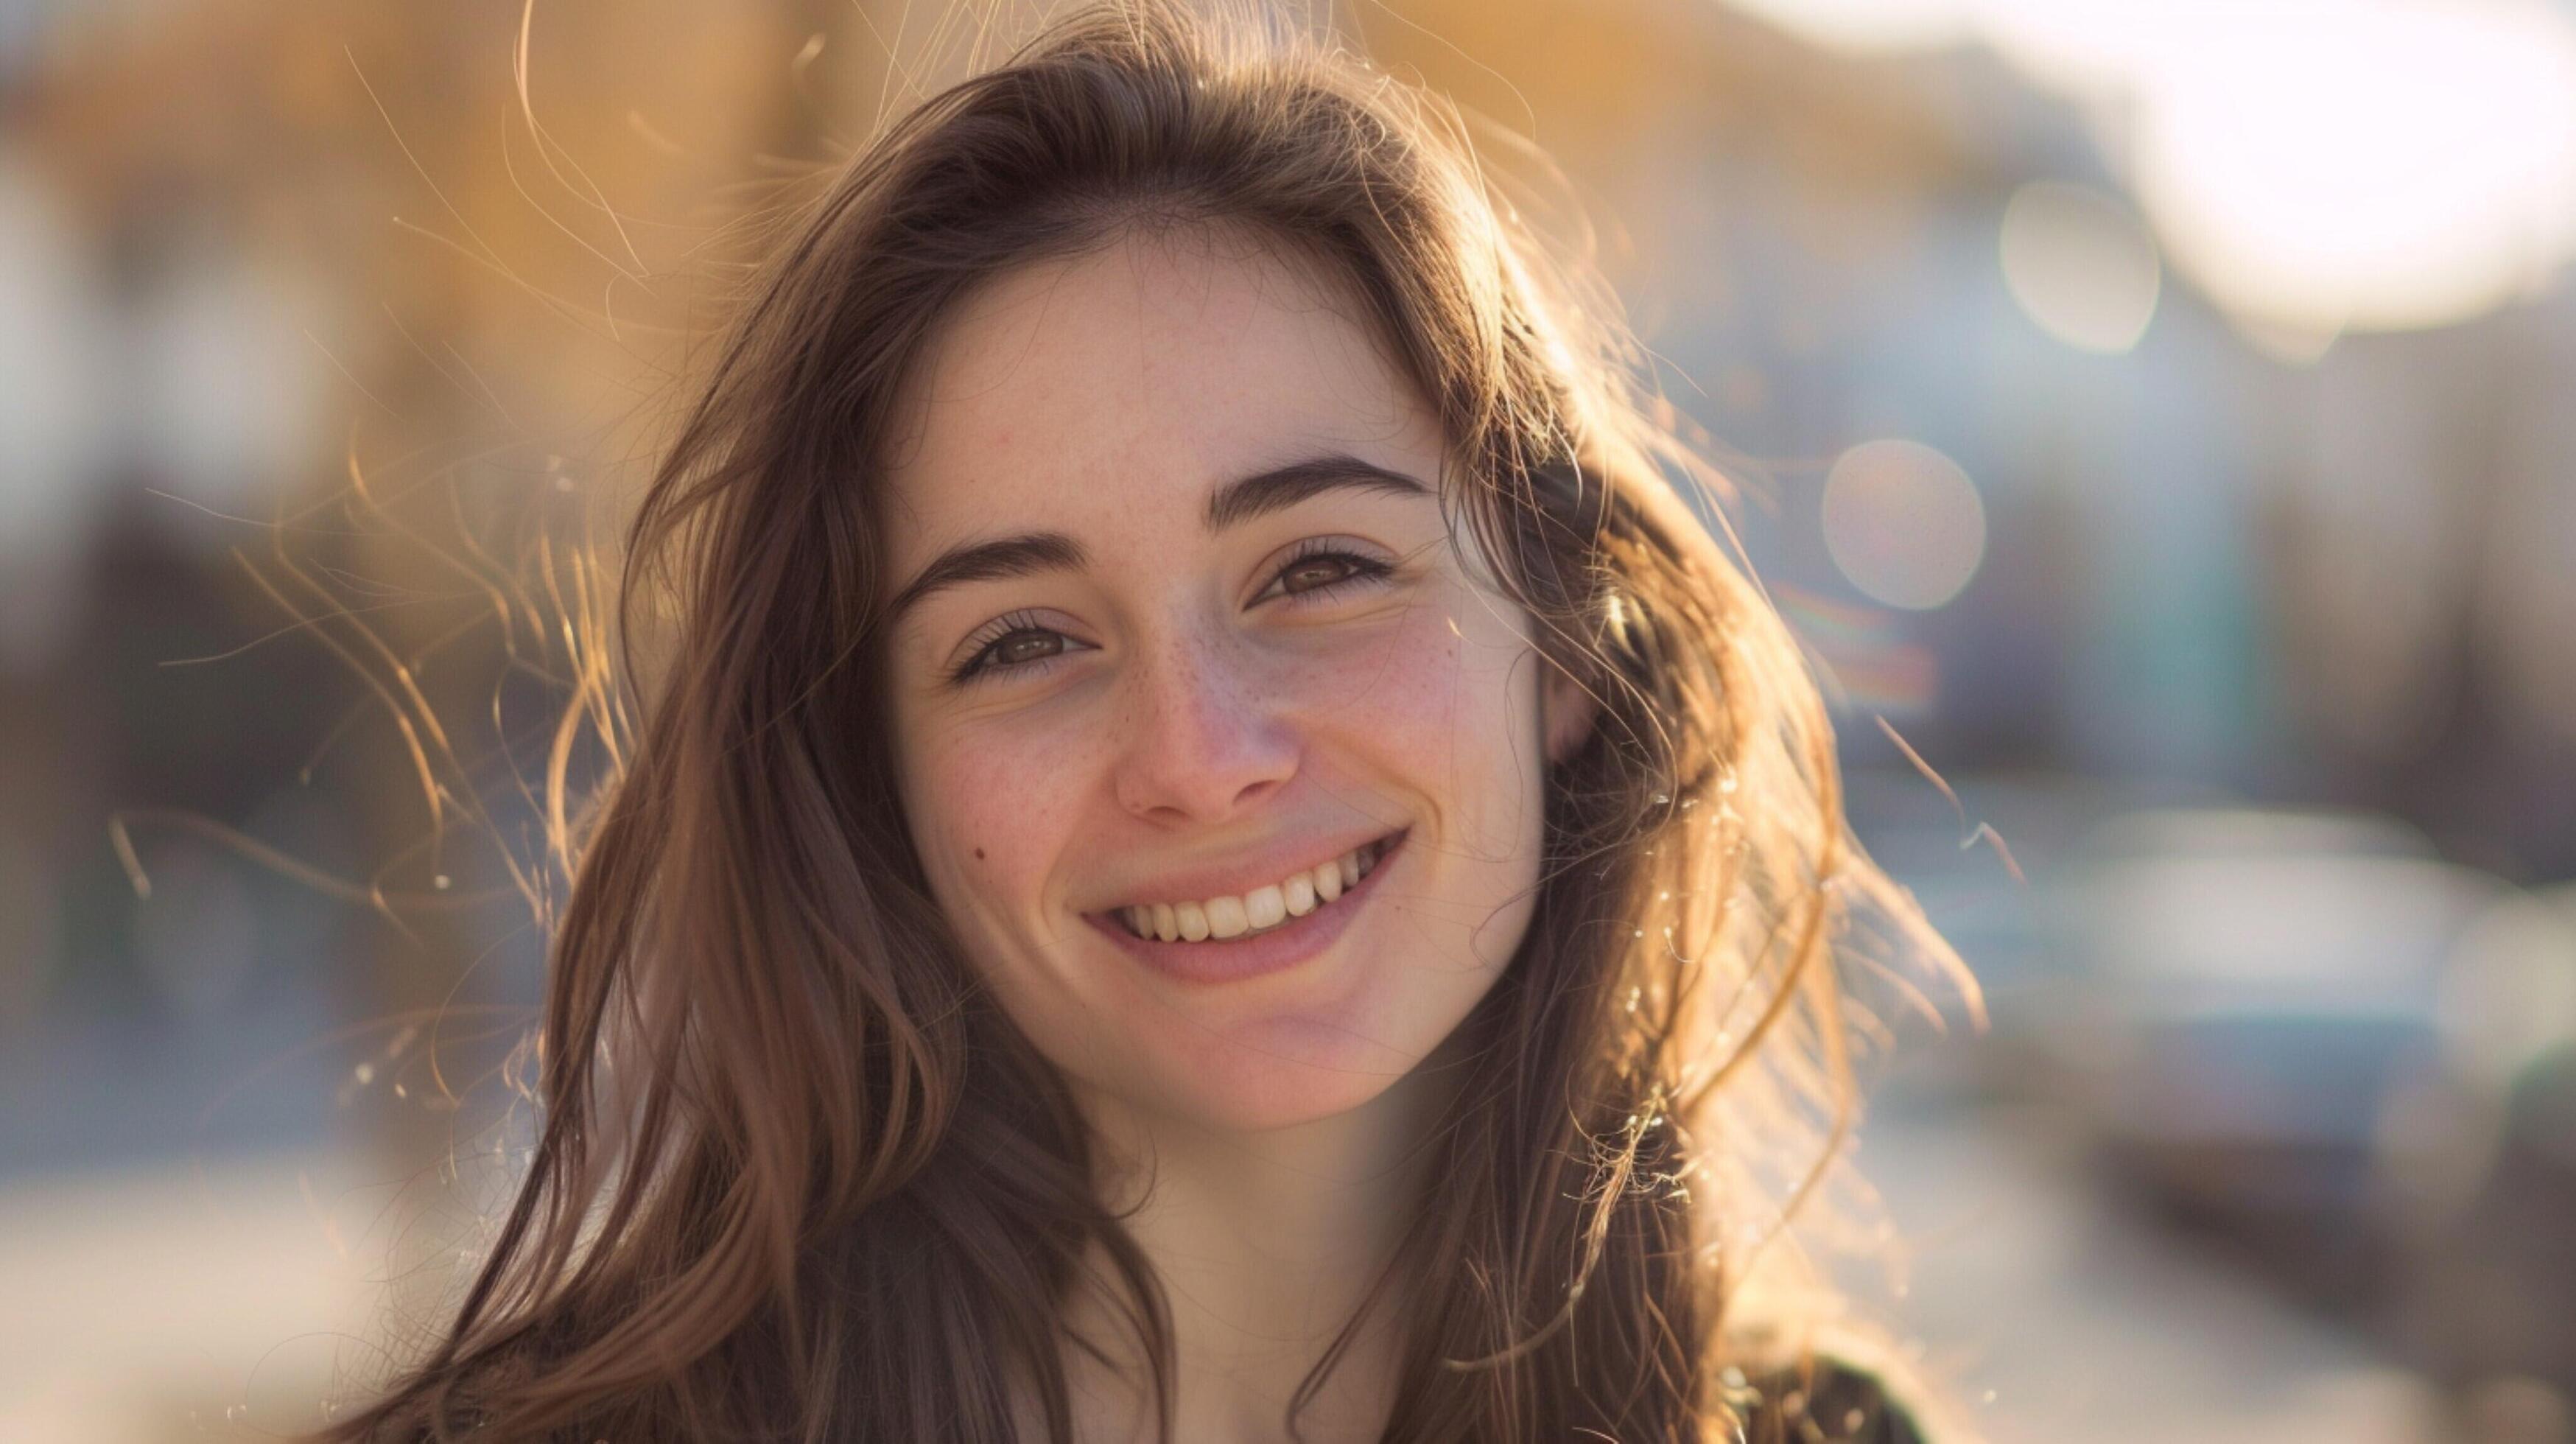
[1204,453,1432,531]
[880,529,1089,647]
[883,452,1432,631]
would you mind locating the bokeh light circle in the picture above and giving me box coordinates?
[1999,180,2162,353]
[1821,439,1988,610]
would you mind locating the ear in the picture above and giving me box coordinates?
[1540,656,1601,768]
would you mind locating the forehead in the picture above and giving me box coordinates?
[878,227,1445,550]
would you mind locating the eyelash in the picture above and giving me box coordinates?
[946,540,1396,687]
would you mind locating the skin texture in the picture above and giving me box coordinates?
[881,226,1593,1439]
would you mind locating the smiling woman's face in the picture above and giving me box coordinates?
[880,228,1586,1135]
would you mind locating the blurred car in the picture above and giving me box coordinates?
[2035,810,2576,1406]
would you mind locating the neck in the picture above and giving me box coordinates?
[1051,1064,1457,1443]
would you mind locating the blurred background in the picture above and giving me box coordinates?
[2,0,2572,1438]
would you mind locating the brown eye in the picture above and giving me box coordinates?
[949,616,1088,686]
[1279,555,1361,594]
[1263,545,1391,605]
[992,631,1063,665]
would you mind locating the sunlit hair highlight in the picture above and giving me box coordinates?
[319,2,1970,1440]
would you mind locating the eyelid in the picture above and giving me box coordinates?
[944,607,1084,684]
[1248,534,1398,606]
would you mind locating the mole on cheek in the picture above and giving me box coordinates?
[974,847,986,861]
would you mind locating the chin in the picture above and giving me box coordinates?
[1123,977,1467,1135]
[1166,1046,1411,1134]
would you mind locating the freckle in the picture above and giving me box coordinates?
[973,847,986,861]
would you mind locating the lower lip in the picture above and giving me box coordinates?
[1084,829,1410,986]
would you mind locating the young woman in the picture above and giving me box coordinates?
[322,2,1959,1439]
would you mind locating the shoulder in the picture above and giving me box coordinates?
[1725,1353,1930,1444]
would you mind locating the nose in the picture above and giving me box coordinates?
[1111,623,1299,826]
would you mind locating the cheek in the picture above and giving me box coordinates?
[1315,597,1545,849]
[902,715,1098,950]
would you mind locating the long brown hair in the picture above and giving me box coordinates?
[322,2,1965,1439]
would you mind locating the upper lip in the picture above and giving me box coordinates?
[1084,826,1405,913]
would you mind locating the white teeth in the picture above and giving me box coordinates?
[1313,859,1342,902]
[1114,835,1396,942]
[1204,895,1249,939]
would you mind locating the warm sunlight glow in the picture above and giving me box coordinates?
[1722,0,2576,337]
[1720,0,1968,55]
[2130,0,2576,334]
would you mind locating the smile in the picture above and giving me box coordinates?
[1109,830,1400,943]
